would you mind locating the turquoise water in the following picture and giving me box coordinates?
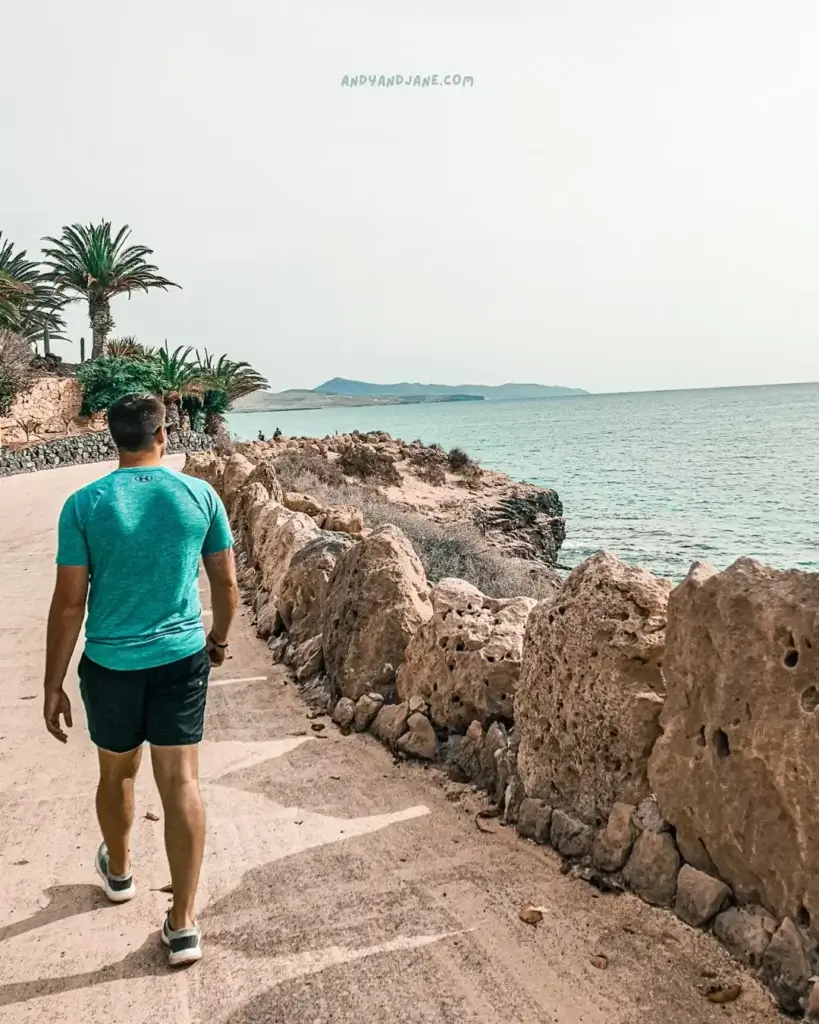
[228,383,819,580]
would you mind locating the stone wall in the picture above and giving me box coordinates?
[0,429,213,477]
[183,448,819,1017]
[0,375,88,444]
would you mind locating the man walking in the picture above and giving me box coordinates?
[42,393,238,966]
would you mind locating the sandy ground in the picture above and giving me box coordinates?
[0,459,786,1024]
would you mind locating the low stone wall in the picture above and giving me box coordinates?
[184,449,819,1018]
[0,429,213,477]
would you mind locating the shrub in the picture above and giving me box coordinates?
[447,446,471,471]
[337,446,402,486]
[363,501,557,599]
[418,462,446,486]
[0,331,34,416]
[75,356,161,416]
[408,445,448,486]
[0,369,15,416]
[273,450,347,491]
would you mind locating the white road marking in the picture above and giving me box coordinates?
[209,675,267,688]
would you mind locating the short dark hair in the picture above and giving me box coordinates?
[108,394,165,452]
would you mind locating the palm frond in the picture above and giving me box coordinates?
[41,221,181,300]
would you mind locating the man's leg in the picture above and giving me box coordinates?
[150,744,205,930]
[96,746,143,876]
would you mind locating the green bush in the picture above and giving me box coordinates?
[75,356,162,416]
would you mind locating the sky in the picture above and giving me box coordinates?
[4,0,819,394]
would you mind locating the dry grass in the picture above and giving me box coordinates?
[271,449,557,600]
[337,445,402,486]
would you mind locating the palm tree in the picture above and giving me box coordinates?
[0,233,66,348]
[195,350,269,434]
[41,222,180,358]
[152,345,201,432]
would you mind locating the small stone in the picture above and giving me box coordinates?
[354,693,384,732]
[371,703,410,749]
[534,804,553,844]
[674,865,731,928]
[519,905,544,926]
[550,809,594,858]
[503,775,526,824]
[446,721,484,782]
[517,798,546,840]
[633,796,669,834]
[760,918,811,1015]
[397,713,438,760]
[592,802,637,873]
[713,906,777,969]
[331,697,356,730]
[407,695,428,715]
[480,721,507,796]
[624,831,680,907]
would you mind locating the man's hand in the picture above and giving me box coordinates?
[44,688,73,743]
[206,633,228,667]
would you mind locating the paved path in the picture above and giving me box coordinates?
[0,460,785,1024]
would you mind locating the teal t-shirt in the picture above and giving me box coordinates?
[57,466,234,671]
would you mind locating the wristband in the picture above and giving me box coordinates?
[208,632,229,649]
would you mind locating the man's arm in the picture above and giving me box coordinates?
[203,549,239,666]
[43,565,88,742]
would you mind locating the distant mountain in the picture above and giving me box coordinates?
[314,378,588,400]
[230,389,483,414]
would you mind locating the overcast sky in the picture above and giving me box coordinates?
[4,1,818,393]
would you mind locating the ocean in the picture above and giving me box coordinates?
[227,382,819,581]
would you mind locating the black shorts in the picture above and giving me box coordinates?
[79,648,210,753]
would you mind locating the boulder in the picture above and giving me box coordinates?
[624,831,680,908]
[592,802,637,873]
[321,505,365,535]
[231,481,270,557]
[252,503,323,633]
[517,552,671,825]
[245,456,285,503]
[183,452,226,492]
[648,559,819,931]
[222,453,256,511]
[284,492,325,518]
[397,713,438,760]
[323,525,432,701]
[354,693,384,732]
[396,578,535,729]
[674,866,731,928]
[760,918,811,1014]
[291,635,324,681]
[713,906,778,968]
[550,808,594,858]
[332,697,356,730]
[517,798,551,843]
[278,534,356,646]
[371,703,410,749]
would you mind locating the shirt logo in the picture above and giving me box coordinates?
[136,475,154,483]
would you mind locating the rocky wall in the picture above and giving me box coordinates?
[0,429,213,477]
[0,375,87,443]
[183,449,819,1017]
